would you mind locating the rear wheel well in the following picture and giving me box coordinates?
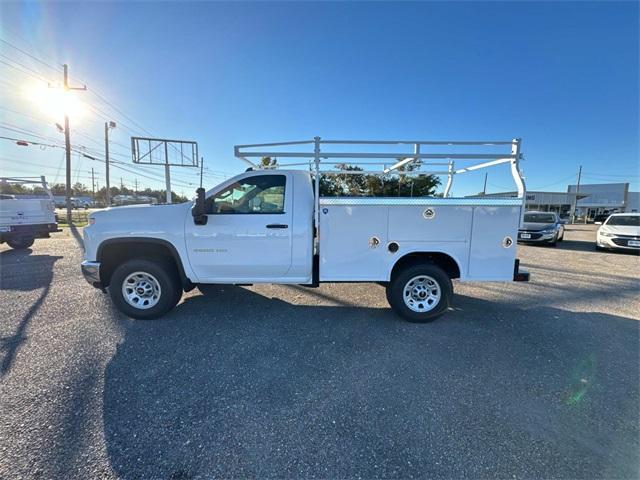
[390,252,461,280]
[98,240,187,288]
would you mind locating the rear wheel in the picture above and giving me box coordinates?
[386,263,452,323]
[7,235,34,250]
[109,258,181,319]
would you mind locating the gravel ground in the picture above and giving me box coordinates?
[0,225,638,479]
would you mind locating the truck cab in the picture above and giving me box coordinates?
[185,170,314,283]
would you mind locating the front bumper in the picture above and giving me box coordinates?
[81,260,102,288]
[0,223,61,240]
[597,235,640,252]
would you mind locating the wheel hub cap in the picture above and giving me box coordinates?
[403,275,441,313]
[122,272,162,310]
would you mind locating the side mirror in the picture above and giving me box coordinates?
[192,187,208,225]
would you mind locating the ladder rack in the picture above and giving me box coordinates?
[234,137,526,229]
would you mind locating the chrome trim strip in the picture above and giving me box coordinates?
[319,197,523,206]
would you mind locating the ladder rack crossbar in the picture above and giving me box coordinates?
[236,151,517,160]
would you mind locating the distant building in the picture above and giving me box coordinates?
[470,182,638,219]
[627,192,640,212]
[472,190,585,217]
[567,183,631,217]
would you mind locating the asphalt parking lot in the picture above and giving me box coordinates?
[1,225,638,479]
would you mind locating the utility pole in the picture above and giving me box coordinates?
[572,165,582,224]
[482,173,488,195]
[104,121,116,206]
[134,178,138,194]
[199,156,204,189]
[91,167,95,203]
[120,177,124,191]
[164,143,172,204]
[60,64,86,224]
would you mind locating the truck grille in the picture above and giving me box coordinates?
[518,232,543,240]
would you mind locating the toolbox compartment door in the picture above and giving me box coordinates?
[319,205,388,281]
[467,206,521,280]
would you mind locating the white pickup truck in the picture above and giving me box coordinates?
[0,177,59,250]
[81,138,530,322]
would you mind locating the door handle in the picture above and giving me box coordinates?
[266,224,288,229]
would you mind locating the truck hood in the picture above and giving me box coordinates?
[90,202,194,233]
[520,222,555,232]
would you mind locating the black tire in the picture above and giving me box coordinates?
[386,263,453,323]
[109,258,182,320]
[595,245,605,252]
[7,235,34,250]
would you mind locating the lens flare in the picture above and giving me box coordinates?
[24,83,85,121]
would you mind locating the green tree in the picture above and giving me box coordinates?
[318,163,440,197]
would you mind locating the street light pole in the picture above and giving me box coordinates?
[104,121,116,206]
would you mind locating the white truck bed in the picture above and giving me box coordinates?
[319,197,521,282]
[0,197,56,228]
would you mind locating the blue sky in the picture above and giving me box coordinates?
[1,1,638,196]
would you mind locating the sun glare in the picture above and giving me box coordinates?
[25,83,86,121]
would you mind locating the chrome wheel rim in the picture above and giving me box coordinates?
[403,275,441,313]
[122,271,161,309]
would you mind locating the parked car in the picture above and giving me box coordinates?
[81,137,531,322]
[517,211,565,246]
[70,197,91,209]
[595,213,640,252]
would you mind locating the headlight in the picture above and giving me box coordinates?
[599,231,613,237]
[540,228,556,234]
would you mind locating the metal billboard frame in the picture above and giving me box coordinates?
[131,137,199,203]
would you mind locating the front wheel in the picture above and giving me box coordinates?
[7,235,35,250]
[386,263,452,323]
[109,259,182,320]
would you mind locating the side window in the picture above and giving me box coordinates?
[208,175,286,214]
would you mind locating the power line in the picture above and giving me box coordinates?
[0,42,229,192]
[0,38,62,74]
[0,54,52,84]
[531,173,578,190]
[582,172,640,178]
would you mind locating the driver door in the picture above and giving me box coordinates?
[185,173,293,282]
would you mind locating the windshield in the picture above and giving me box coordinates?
[605,215,640,226]
[524,213,556,223]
